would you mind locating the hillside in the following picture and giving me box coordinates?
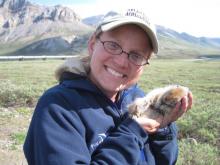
[0,0,93,55]
[156,26,220,58]
[0,0,220,58]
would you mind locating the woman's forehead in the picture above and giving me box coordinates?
[100,25,152,50]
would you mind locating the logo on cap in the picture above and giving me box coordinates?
[125,9,150,26]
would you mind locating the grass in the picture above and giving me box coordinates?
[10,132,26,150]
[0,59,219,164]
[0,60,62,107]
[0,60,61,85]
[177,139,219,165]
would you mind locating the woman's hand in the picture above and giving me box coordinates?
[134,91,193,133]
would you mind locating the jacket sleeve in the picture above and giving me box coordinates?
[91,118,148,164]
[23,90,149,165]
[146,123,178,165]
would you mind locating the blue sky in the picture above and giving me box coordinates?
[28,0,220,38]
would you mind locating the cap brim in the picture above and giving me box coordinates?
[100,17,158,54]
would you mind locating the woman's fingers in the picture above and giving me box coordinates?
[187,91,193,110]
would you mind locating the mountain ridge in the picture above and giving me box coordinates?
[0,0,219,58]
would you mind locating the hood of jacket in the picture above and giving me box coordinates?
[55,56,91,81]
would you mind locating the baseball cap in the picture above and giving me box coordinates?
[96,9,158,54]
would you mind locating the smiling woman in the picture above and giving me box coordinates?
[23,8,193,165]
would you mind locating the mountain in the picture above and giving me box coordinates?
[0,0,93,55]
[156,26,220,58]
[82,11,118,27]
[0,1,219,58]
[82,14,104,26]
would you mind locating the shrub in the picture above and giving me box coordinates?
[177,139,219,165]
[10,132,26,150]
[177,103,220,147]
[0,80,41,107]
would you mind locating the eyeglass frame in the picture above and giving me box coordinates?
[96,37,150,66]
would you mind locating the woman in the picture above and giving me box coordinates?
[24,9,192,165]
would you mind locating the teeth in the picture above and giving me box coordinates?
[106,67,124,77]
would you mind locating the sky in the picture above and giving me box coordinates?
[29,0,220,38]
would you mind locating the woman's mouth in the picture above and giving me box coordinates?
[106,66,125,78]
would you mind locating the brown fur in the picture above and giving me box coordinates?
[128,85,189,119]
[55,56,91,81]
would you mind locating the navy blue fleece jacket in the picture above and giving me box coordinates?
[23,72,178,165]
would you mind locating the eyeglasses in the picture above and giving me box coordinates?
[97,37,149,66]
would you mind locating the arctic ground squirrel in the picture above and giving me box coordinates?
[128,85,189,119]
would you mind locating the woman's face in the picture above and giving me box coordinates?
[88,24,152,101]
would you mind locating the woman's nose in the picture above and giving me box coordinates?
[113,51,129,67]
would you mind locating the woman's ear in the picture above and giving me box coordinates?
[88,33,97,56]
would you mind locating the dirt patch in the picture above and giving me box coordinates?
[0,107,33,165]
[0,150,27,165]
